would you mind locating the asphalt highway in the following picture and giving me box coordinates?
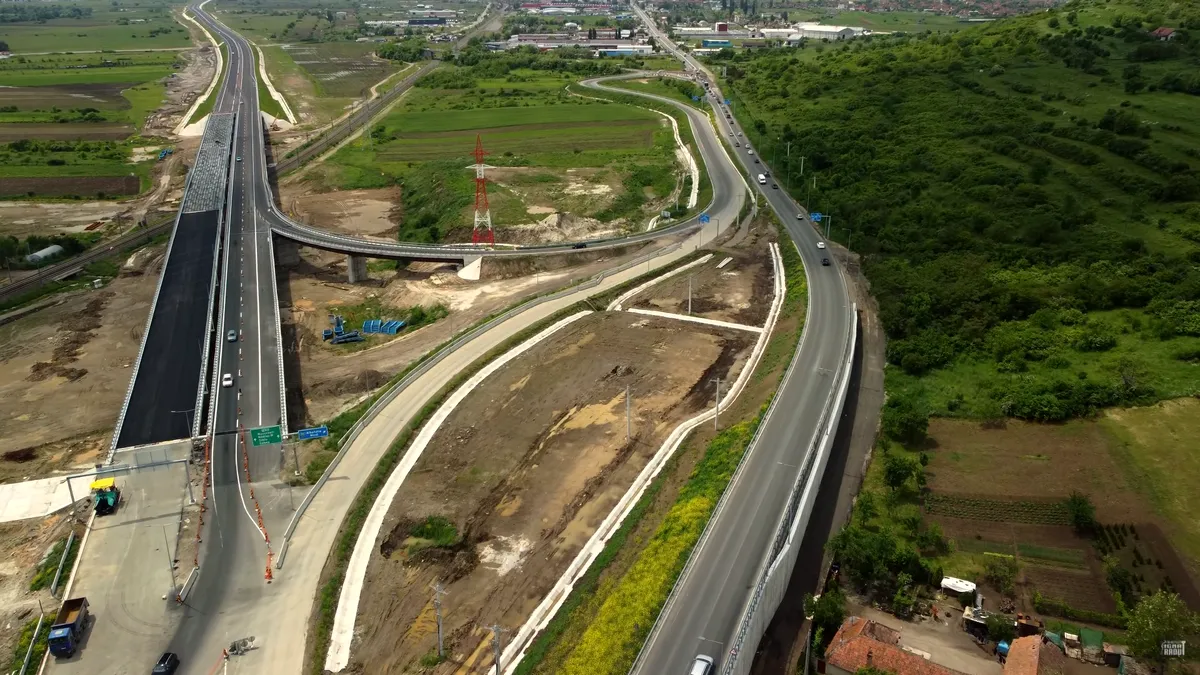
[166,5,293,672]
[628,5,854,674]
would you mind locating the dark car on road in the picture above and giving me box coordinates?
[152,653,180,674]
[821,258,831,266]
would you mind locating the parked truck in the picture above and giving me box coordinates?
[47,597,90,659]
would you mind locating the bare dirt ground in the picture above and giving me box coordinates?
[0,246,163,458]
[631,248,772,325]
[925,418,1153,523]
[0,512,80,662]
[281,187,401,238]
[279,235,691,428]
[277,166,639,245]
[348,310,755,673]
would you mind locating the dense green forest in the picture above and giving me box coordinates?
[714,0,1200,420]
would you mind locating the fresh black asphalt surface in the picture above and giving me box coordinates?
[115,210,220,448]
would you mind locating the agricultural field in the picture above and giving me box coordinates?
[259,41,403,125]
[0,12,200,192]
[290,59,685,245]
[0,0,191,53]
[921,416,1200,614]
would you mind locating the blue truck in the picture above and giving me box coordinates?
[48,597,90,658]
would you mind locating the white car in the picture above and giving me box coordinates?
[691,655,715,675]
[817,241,826,249]
[747,149,754,155]
[221,373,234,388]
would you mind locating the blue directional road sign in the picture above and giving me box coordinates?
[724,99,731,105]
[297,425,329,441]
[692,96,701,101]
[699,213,711,224]
[810,212,823,222]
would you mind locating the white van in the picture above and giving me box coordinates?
[757,173,767,185]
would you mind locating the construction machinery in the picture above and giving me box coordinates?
[90,477,121,516]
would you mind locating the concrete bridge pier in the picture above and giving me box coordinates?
[346,255,369,283]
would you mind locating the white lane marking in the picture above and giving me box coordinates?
[234,432,267,542]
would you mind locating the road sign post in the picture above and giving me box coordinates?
[250,425,282,446]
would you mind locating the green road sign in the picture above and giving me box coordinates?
[250,425,282,446]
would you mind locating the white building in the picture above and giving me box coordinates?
[788,22,865,41]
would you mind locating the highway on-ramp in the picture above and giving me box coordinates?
[627,5,854,674]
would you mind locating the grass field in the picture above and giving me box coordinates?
[0,48,175,185]
[890,308,1200,420]
[610,77,706,109]
[0,0,191,53]
[314,66,683,243]
[261,41,401,124]
[1103,399,1200,573]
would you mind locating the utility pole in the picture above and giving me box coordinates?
[825,214,833,239]
[488,624,508,675]
[432,582,448,660]
[712,377,722,431]
[626,386,632,440]
[785,141,792,188]
[688,275,693,315]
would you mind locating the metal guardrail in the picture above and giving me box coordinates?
[49,530,76,598]
[274,239,684,565]
[197,109,240,438]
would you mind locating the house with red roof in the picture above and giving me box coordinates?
[1003,635,1067,675]
[822,616,970,675]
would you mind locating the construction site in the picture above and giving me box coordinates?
[337,229,780,673]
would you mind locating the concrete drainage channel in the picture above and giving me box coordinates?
[499,242,788,673]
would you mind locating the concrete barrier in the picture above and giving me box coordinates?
[720,302,857,675]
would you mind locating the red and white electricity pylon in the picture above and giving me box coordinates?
[470,134,495,247]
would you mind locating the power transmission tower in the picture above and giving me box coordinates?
[470,134,495,247]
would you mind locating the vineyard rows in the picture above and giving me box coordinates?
[924,494,1071,525]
